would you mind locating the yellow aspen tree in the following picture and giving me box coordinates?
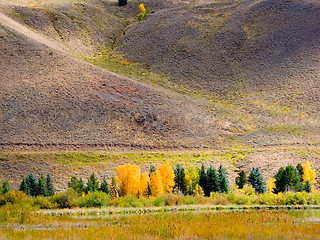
[150,171,164,196]
[139,172,150,197]
[139,3,146,13]
[184,166,199,193]
[116,164,141,196]
[267,178,276,193]
[158,161,175,193]
[302,160,316,184]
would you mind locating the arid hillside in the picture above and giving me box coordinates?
[0,0,320,149]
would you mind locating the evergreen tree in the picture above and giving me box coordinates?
[110,177,118,199]
[174,164,186,194]
[100,175,109,194]
[118,0,127,6]
[296,163,304,179]
[206,166,218,196]
[235,170,247,189]
[19,178,30,195]
[26,173,38,196]
[46,173,55,196]
[274,166,300,193]
[149,165,156,176]
[248,167,266,194]
[78,178,85,195]
[2,181,11,194]
[199,165,207,196]
[218,164,229,193]
[304,180,312,193]
[85,173,99,193]
[37,174,48,196]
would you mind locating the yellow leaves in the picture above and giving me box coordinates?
[267,178,276,193]
[150,171,164,196]
[139,3,146,13]
[302,160,316,185]
[139,173,150,197]
[158,161,175,193]
[121,61,129,65]
[116,164,141,196]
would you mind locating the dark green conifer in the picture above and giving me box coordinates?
[26,173,38,196]
[248,167,266,194]
[199,165,207,196]
[206,166,218,196]
[100,175,109,194]
[274,165,300,193]
[19,178,30,195]
[174,164,186,194]
[304,180,312,193]
[85,173,99,193]
[235,170,247,189]
[2,181,11,194]
[46,173,55,196]
[37,174,48,196]
[218,164,229,193]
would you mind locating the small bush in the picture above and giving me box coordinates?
[165,194,181,206]
[0,191,29,206]
[153,196,166,207]
[79,191,110,208]
[32,196,54,209]
[178,195,197,205]
[211,193,229,205]
[51,188,79,209]
[0,203,34,224]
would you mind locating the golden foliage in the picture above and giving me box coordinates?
[302,160,316,185]
[267,178,276,193]
[150,171,164,196]
[158,161,175,193]
[116,164,141,196]
[139,173,150,197]
[184,166,199,193]
[139,3,146,13]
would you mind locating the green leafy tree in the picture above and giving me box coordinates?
[26,173,38,196]
[274,166,300,193]
[78,178,85,194]
[37,174,48,196]
[100,175,109,194]
[85,173,99,193]
[68,177,85,195]
[46,173,55,196]
[206,166,218,196]
[248,167,266,194]
[218,164,229,193]
[19,178,30,195]
[174,164,186,194]
[199,165,207,196]
[235,170,247,189]
[2,181,11,194]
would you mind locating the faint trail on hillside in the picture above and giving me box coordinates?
[0,11,66,53]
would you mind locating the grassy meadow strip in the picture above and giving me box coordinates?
[1,210,320,239]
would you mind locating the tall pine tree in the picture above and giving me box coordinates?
[100,175,109,194]
[206,166,218,196]
[199,165,207,196]
[235,170,247,189]
[19,178,30,195]
[46,173,55,196]
[174,164,186,194]
[26,173,38,196]
[218,164,229,193]
[37,174,48,196]
[85,173,99,193]
[248,167,266,194]
[274,165,300,193]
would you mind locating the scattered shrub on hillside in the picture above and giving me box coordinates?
[137,4,151,21]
